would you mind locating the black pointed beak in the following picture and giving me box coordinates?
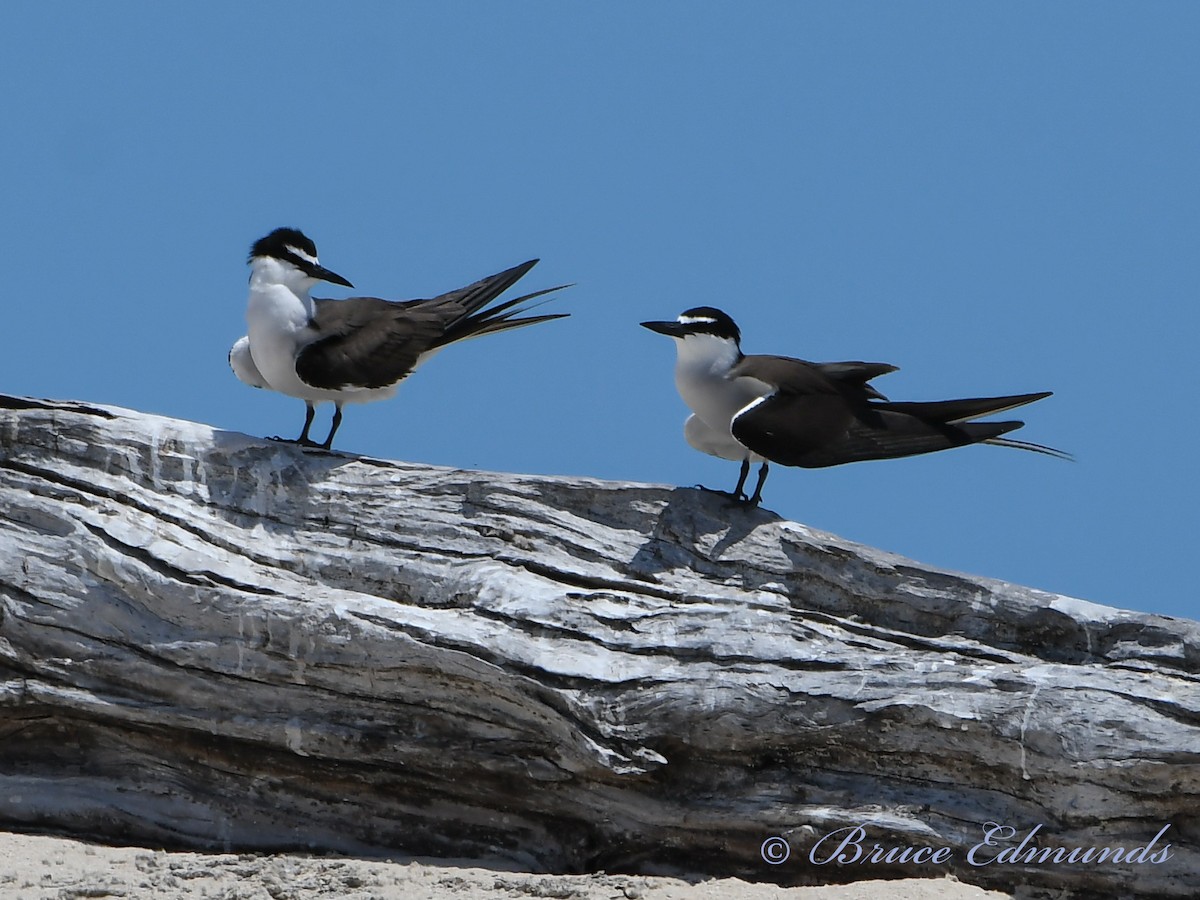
[311,264,353,288]
[641,320,688,337]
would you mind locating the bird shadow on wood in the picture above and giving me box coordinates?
[199,430,361,533]
[626,486,785,582]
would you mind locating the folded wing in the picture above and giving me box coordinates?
[729,353,1055,469]
[295,260,567,391]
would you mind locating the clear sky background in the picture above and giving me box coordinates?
[1,4,1196,619]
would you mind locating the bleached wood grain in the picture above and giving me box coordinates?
[1,395,1196,899]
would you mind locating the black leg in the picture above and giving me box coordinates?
[731,459,751,501]
[697,459,753,503]
[747,462,769,506]
[321,404,344,450]
[297,403,317,443]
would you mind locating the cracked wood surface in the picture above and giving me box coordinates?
[0,394,1197,899]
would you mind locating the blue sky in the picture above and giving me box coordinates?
[1,4,1196,619]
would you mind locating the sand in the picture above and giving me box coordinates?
[0,831,1014,900]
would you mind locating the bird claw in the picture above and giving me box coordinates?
[695,484,754,504]
[267,435,322,448]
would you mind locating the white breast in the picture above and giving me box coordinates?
[245,281,320,398]
[672,334,772,438]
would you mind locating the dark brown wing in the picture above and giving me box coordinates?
[295,296,459,390]
[814,360,899,400]
[874,392,1052,422]
[726,355,861,461]
[734,394,1025,468]
[730,355,1051,469]
[295,259,566,391]
[733,354,895,403]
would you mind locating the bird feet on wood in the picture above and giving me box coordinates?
[267,435,323,449]
[695,484,759,506]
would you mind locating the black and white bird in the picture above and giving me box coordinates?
[230,228,568,450]
[641,306,1068,506]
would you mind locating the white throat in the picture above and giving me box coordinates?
[244,256,321,400]
[671,333,769,438]
[249,256,319,307]
[672,333,742,380]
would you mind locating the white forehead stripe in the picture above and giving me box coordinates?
[286,245,320,266]
[678,315,718,325]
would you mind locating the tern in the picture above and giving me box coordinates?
[230,227,568,450]
[641,306,1068,505]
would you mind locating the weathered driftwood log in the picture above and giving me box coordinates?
[0,395,1197,900]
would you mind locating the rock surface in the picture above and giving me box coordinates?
[0,395,1197,900]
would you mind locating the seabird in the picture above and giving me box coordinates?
[641,306,1068,505]
[230,227,568,450]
